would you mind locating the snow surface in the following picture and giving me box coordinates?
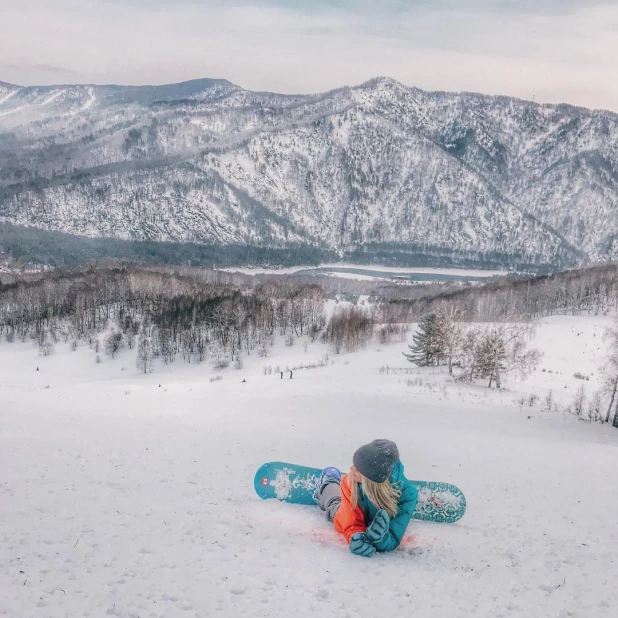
[1,315,617,617]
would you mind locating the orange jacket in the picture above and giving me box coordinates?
[333,473,367,542]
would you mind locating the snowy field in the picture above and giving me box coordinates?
[1,315,617,617]
[219,263,507,280]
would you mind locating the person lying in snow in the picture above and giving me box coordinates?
[314,439,418,557]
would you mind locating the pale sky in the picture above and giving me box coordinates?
[2,0,618,111]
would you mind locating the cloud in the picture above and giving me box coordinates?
[190,0,607,17]
[0,63,78,78]
[1,0,617,112]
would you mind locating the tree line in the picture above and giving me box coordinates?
[0,266,330,369]
[3,260,618,428]
[403,305,540,389]
[377,262,618,323]
[0,265,393,374]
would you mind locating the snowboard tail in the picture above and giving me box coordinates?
[254,462,466,524]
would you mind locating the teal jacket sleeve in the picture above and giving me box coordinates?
[373,482,418,552]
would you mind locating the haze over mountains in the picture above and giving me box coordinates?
[2,76,618,269]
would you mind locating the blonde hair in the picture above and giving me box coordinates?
[349,475,401,519]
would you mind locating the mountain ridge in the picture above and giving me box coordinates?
[6,75,617,115]
[2,75,618,269]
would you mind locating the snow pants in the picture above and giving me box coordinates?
[316,480,341,522]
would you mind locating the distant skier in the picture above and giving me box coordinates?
[289,370,293,379]
[280,371,283,379]
[313,439,418,557]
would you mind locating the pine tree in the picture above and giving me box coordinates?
[403,314,441,366]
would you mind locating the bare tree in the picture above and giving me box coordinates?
[588,391,602,423]
[573,385,586,417]
[136,336,154,374]
[105,331,124,359]
[464,324,541,389]
[460,328,482,382]
[325,307,373,354]
[601,319,618,423]
[39,342,54,356]
[35,328,47,348]
[601,374,618,424]
[435,304,465,375]
[476,328,507,388]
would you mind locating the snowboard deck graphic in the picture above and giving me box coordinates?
[254,462,466,524]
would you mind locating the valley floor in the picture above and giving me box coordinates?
[219,263,508,281]
[1,316,617,617]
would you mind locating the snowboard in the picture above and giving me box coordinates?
[254,462,466,524]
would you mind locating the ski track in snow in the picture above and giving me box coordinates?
[39,90,65,107]
[0,104,27,118]
[81,87,96,112]
[0,89,19,107]
[0,315,617,617]
[68,87,96,116]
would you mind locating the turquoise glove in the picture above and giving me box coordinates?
[349,533,376,557]
[366,509,390,544]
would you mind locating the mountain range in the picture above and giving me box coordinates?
[2,76,618,269]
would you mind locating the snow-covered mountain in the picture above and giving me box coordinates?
[2,76,617,267]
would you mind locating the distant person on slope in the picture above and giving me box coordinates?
[313,439,418,557]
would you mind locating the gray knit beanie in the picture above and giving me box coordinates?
[353,439,399,483]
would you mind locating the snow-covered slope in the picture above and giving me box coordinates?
[3,76,618,266]
[1,315,617,616]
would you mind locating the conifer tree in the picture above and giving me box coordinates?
[403,313,441,366]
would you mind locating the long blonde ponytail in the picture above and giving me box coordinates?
[349,475,401,519]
